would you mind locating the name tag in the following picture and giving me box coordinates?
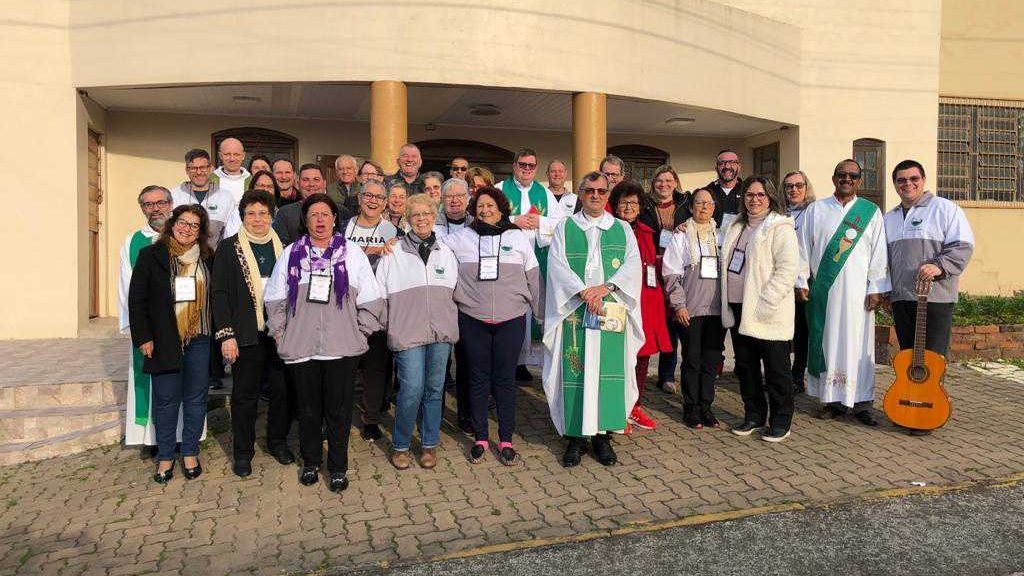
[174,276,197,303]
[479,256,499,281]
[727,249,745,275]
[307,272,332,303]
[700,256,719,279]
[538,218,554,237]
[645,264,657,288]
[658,229,673,249]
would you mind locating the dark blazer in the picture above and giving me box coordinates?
[707,178,743,226]
[211,234,272,348]
[128,242,213,375]
[638,191,692,252]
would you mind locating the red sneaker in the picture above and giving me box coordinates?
[629,406,657,430]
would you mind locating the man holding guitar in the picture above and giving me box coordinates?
[883,159,975,434]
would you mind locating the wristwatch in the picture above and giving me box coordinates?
[604,282,617,292]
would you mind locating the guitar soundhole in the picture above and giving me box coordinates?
[908,365,929,382]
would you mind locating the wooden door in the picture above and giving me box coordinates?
[853,138,886,210]
[88,129,102,318]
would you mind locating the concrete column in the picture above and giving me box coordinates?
[572,92,607,183]
[370,81,408,175]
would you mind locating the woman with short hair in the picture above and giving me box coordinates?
[375,194,460,470]
[128,204,214,483]
[465,166,495,195]
[720,176,799,442]
[444,186,542,465]
[264,194,385,491]
[385,181,409,232]
[212,190,293,478]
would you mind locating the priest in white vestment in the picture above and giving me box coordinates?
[797,159,890,425]
[543,171,644,468]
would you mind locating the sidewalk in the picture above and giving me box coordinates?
[0,363,1022,575]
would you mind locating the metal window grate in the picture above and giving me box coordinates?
[938,99,1024,203]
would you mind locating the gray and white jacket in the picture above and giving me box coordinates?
[883,192,974,303]
[264,241,385,363]
[375,235,459,352]
[443,227,543,323]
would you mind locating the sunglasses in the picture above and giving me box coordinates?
[834,171,862,180]
[516,161,538,170]
[583,187,609,195]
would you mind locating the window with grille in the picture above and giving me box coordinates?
[938,98,1024,203]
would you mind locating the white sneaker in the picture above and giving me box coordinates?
[761,428,791,443]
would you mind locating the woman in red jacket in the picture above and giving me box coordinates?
[610,182,672,430]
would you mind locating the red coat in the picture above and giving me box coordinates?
[630,221,673,356]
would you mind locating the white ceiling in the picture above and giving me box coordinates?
[85,83,786,138]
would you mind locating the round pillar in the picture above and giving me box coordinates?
[370,81,408,175]
[572,92,607,183]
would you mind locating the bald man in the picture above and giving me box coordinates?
[327,154,361,213]
[212,137,251,204]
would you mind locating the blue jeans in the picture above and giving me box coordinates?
[392,342,452,451]
[151,335,210,461]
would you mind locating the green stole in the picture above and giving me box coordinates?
[806,197,878,377]
[128,230,155,425]
[560,218,628,437]
[502,179,550,340]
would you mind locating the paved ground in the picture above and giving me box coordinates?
[0,360,1022,575]
[371,481,1024,576]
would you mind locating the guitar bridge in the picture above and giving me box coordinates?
[898,399,934,409]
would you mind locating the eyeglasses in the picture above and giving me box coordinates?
[618,200,641,208]
[744,193,768,200]
[783,182,807,190]
[186,165,211,173]
[410,211,435,219]
[716,160,739,166]
[450,166,468,172]
[175,220,201,231]
[140,200,171,210]
[895,176,922,185]
[602,171,622,179]
[692,200,714,207]
[583,187,610,195]
[361,193,387,202]
[516,161,537,170]
[834,171,862,180]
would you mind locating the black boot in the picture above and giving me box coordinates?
[591,433,617,466]
[562,437,588,468]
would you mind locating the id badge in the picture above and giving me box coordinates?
[658,229,673,249]
[307,272,332,303]
[727,249,745,275]
[700,256,719,279]
[174,276,197,303]
[645,264,657,288]
[479,256,499,281]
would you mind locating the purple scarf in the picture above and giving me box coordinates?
[286,232,349,315]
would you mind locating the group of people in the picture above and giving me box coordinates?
[119,137,974,491]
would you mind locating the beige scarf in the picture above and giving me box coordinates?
[685,217,718,267]
[168,238,207,347]
[236,226,283,331]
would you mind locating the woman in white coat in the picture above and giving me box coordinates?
[719,176,799,442]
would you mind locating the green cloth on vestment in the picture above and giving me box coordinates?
[128,229,154,425]
[560,217,628,436]
[806,197,878,377]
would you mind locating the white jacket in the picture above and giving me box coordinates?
[720,212,798,341]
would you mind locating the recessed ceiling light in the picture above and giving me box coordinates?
[233,95,262,103]
[469,104,501,116]
[665,117,695,125]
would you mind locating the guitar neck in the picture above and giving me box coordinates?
[912,293,928,366]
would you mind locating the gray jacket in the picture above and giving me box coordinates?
[443,227,543,323]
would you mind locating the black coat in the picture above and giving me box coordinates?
[128,242,213,375]
[638,191,692,253]
[707,178,743,226]
[211,235,271,348]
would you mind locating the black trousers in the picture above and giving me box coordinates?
[357,330,392,426]
[892,300,955,356]
[459,312,524,443]
[792,298,809,381]
[289,357,357,474]
[730,304,794,431]
[682,316,724,421]
[230,332,291,462]
[452,337,472,428]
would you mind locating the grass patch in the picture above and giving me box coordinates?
[877,292,1024,327]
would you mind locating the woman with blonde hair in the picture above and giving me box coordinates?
[782,170,815,393]
[465,166,495,195]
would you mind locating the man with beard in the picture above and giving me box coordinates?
[706,149,744,227]
[273,164,352,245]
[273,158,300,207]
[171,148,236,250]
[387,143,425,195]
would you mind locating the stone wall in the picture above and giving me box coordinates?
[876,324,1024,363]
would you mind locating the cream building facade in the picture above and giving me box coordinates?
[1,0,1021,340]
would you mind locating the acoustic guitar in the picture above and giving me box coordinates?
[882,278,952,430]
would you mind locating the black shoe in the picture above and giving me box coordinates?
[701,411,721,429]
[683,414,704,430]
[361,424,383,441]
[761,427,791,443]
[591,433,617,466]
[233,460,252,478]
[498,446,518,466]
[152,461,175,484]
[299,466,319,486]
[562,438,588,468]
[817,404,847,420]
[853,409,880,427]
[328,472,349,493]
[792,376,806,394]
[208,379,225,391]
[909,428,932,436]
[515,365,533,382]
[469,444,487,463]
[182,457,203,480]
[458,420,474,437]
[270,446,295,466]
[731,421,764,436]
